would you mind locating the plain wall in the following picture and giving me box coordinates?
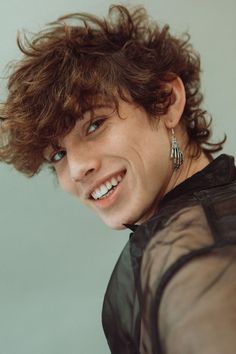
[0,0,235,353]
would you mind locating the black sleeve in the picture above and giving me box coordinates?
[139,206,236,354]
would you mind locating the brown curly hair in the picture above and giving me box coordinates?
[0,5,225,176]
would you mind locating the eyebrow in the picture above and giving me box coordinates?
[45,103,115,152]
[82,103,115,117]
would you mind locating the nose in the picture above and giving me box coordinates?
[67,149,101,182]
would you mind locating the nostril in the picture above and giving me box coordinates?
[85,168,96,176]
[71,167,95,182]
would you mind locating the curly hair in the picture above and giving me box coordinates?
[0,5,225,176]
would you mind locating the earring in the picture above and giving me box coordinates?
[170,128,183,170]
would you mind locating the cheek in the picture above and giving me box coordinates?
[141,134,172,183]
[56,169,78,196]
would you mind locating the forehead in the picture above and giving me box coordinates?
[80,89,133,119]
[48,101,118,149]
[82,102,116,119]
[47,91,133,148]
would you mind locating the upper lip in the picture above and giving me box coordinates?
[85,170,126,199]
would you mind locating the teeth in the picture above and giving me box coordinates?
[111,177,118,186]
[105,181,112,189]
[100,185,107,195]
[91,174,123,200]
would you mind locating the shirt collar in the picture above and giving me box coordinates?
[123,224,139,232]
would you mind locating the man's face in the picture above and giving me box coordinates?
[47,98,173,229]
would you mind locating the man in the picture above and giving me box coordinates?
[1,5,236,354]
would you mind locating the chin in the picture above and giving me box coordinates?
[103,218,127,230]
[101,212,141,230]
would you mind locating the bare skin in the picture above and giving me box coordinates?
[45,78,210,229]
[136,130,210,225]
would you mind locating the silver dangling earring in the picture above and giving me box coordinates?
[170,128,183,170]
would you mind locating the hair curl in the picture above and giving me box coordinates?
[0,5,225,176]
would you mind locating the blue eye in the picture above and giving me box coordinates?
[50,150,66,163]
[87,118,105,134]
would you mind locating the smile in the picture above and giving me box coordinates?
[90,171,126,200]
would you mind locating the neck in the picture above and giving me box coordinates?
[137,147,211,225]
[166,148,210,194]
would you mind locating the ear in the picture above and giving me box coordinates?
[162,77,186,129]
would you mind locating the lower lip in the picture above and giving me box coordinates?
[91,173,126,208]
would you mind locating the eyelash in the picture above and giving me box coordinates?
[49,150,66,164]
[48,118,106,164]
[87,118,106,134]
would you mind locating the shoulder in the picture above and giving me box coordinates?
[140,204,236,354]
[141,204,213,288]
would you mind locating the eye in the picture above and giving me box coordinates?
[87,118,105,135]
[49,150,66,163]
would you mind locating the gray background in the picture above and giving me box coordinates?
[0,0,235,353]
